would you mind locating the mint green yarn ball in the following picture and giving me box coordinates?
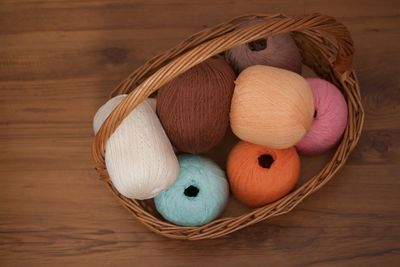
[154,154,229,226]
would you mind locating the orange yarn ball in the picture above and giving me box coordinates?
[230,65,314,149]
[227,141,300,207]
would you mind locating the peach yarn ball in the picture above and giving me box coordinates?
[230,65,314,149]
[227,141,300,207]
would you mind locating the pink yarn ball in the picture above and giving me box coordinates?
[296,78,348,155]
[146,98,157,112]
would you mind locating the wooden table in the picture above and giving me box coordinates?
[1,1,399,266]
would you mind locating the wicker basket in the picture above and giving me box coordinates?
[92,13,364,240]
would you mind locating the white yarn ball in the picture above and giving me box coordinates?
[93,95,157,134]
[93,95,179,200]
[93,95,126,134]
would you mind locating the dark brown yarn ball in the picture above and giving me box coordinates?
[156,58,236,154]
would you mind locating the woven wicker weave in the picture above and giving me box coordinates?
[92,13,364,240]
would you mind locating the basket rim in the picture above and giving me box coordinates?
[92,13,365,240]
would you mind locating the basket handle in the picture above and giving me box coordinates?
[93,13,354,169]
[292,14,354,74]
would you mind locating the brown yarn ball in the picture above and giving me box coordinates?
[156,58,236,154]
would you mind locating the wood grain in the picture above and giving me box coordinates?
[0,0,399,266]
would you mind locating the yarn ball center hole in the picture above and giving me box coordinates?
[314,110,318,118]
[184,185,199,197]
[247,39,267,52]
[258,154,274,169]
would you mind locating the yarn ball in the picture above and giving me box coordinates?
[155,154,229,226]
[225,20,302,73]
[227,141,300,207]
[146,97,157,112]
[93,96,179,200]
[156,57,236,154]
[296,78,348,155]
[230,65,314,149]
[93,95,156,134]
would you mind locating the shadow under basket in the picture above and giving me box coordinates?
[92,13,365,240]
